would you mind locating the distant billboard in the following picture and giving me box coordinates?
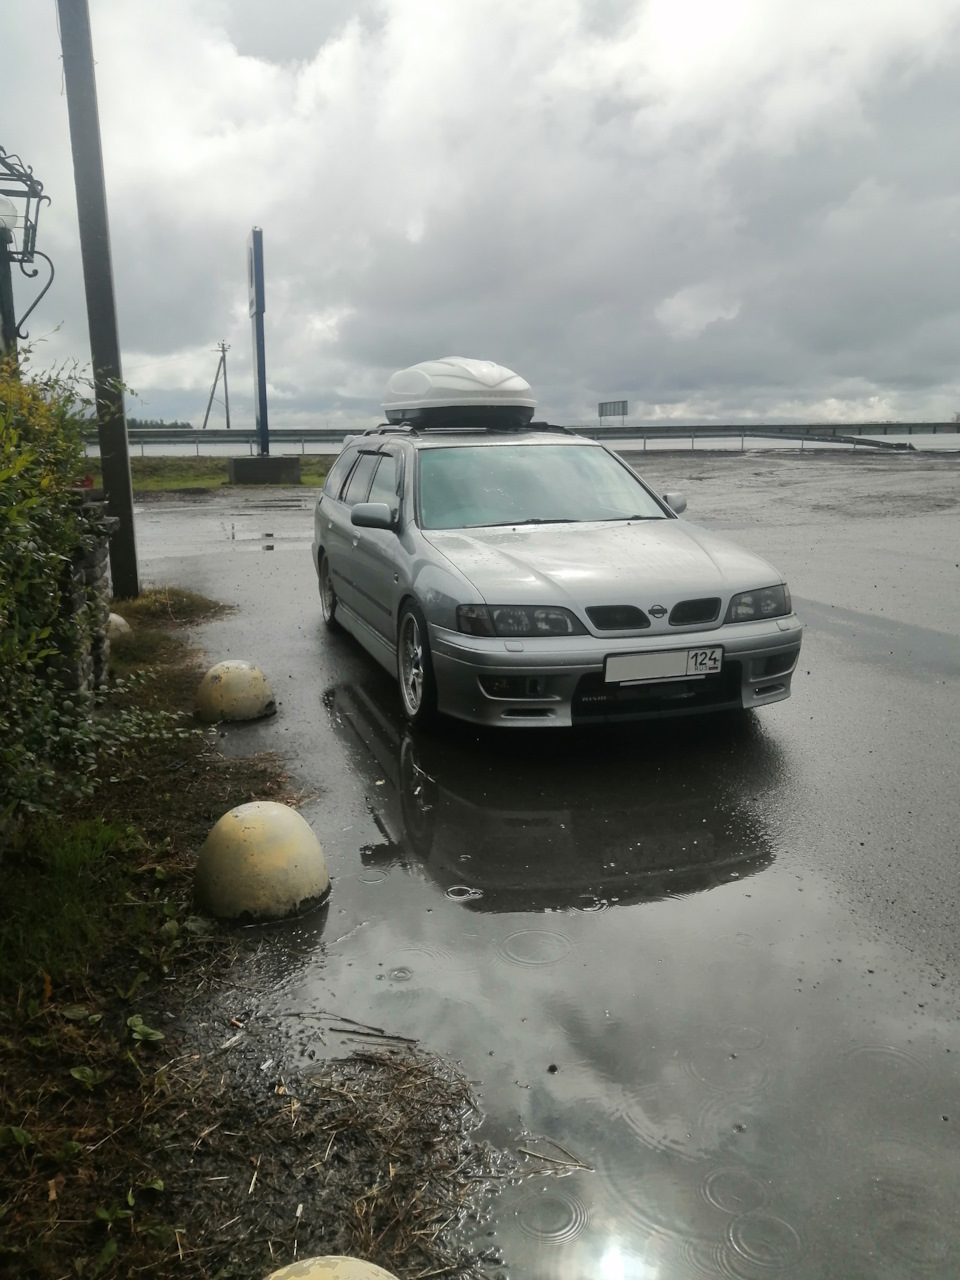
[599,400,628,419]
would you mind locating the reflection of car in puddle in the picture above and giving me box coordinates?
[324,675,780,912]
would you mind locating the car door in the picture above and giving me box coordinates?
[349,446,406,645]
[323,448,381,618]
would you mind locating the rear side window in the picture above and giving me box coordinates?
[367,453,400,506]
[324,448,358,498]
[343,453,379,507]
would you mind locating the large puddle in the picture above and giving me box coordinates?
[226,671,960,1279]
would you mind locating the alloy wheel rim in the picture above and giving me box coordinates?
[400,615,423,713]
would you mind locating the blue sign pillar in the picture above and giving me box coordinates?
[247,227,269,455]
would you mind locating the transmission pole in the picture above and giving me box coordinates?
[201,341,231,430]
[220,340,231,429]
[58,0,139,597]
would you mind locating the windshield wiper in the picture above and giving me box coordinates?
[606,513,660,522]
[483,517,581,528]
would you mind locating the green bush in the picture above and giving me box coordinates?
[0,357,88,816]
[0,358,190,833]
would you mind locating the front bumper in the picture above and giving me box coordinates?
[429,615,803,727]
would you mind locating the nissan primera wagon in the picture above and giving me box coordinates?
[313,358,802,727]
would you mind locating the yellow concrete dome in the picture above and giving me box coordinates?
[195,660,276,723]
[264,1258,398,1280]
[107,612,132,640]
[196,801,329,920]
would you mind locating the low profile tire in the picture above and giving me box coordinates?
[397,602,437,726]
[318,552,340,631]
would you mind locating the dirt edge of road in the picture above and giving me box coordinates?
[0,590,505,1280]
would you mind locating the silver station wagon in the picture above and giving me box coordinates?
[313,358,803,728]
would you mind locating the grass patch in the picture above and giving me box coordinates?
[111,585,229,628]
[107,588,229,714]
[0,587,289,998]
[0,588,296,1276]
[1,585,504,1280]
[0,821,142,991]
[82,455,332,491]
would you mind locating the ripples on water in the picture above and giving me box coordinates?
[496,928,573,967]
[514,1184,591,1244]
[840,1041,930,1087]
[444,884,484,902]
[723,1212,803,1275]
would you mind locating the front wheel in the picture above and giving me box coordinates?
[318,552,340,630]
[397,602,437,726]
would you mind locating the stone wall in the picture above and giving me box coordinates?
[55,500,119,692]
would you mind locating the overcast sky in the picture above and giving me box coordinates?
[7,0,960,427]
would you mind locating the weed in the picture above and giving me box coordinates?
[110,586,228,627]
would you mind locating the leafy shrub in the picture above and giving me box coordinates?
[0,357,189,833]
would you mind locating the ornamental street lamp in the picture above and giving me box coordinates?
[0,146,54,364]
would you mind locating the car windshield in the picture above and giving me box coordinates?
[417,443,667,530]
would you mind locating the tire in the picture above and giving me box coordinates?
[318,552,340,631]
[397,601,437,726]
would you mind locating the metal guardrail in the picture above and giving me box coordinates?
[82,422,960,451]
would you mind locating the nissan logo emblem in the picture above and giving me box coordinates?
[649,605,668,619]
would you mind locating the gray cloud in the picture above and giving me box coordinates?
[5,0,960,427]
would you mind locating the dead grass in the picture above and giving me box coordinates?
[111,586,231,628]
[2,1033,508,1280]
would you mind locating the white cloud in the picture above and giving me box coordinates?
[655,284,741,341]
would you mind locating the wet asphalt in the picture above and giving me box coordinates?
[134,451,960,1279]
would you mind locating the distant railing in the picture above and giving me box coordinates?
[82,421,960,453]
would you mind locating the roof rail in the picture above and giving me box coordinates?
[354,420,579,439]
[358,422,414,437]
[402,421,579,437]
[530,421,576,436]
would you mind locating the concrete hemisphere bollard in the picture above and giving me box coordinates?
[264,1260,399,1280]
[195,659,276,723]
[107,612,132,640]
[196,801,330,921]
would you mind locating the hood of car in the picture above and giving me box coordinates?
[423,519,780,611]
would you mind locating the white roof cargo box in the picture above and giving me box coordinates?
[383,357,536,425]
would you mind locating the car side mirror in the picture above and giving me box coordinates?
[663,491,687,515]
[351,501,396,530]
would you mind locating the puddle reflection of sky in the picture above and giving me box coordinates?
[243,675,960,1278]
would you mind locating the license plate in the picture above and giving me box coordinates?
[605,646,723,684]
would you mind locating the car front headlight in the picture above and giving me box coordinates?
[457,604,587,637]
[724,584,791,624]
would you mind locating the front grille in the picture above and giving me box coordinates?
[572,661,742,722]
[586,605,650,630]
[669,597,721,626]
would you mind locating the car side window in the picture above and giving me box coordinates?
[342,452,379,507]
[367,453,400,508]
[324,449,358,499]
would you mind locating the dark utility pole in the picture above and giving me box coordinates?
[57,0,139,598]
[247,227,269,455]
[0,228,15,362]
[220,340,231,430]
